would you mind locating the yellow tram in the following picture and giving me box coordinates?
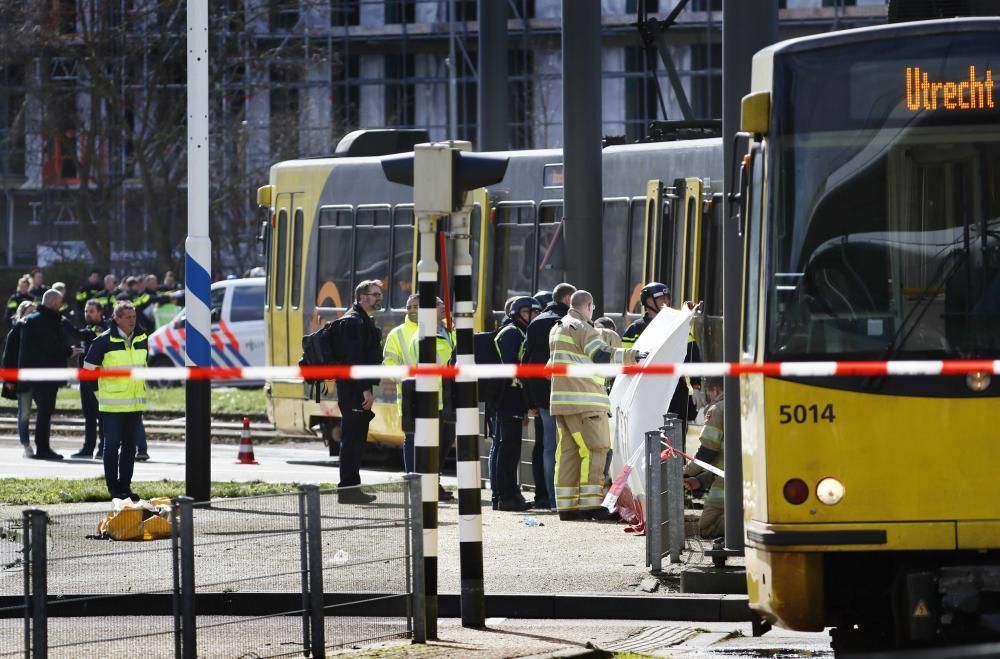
[738,18,1000,650]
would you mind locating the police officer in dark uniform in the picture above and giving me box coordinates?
[75,270,103,319]
[493,295,541,511]
[71,300,109,459]
[332,279,384,504]
[5,276,34,333]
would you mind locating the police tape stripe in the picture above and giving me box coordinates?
[1,360,998,382]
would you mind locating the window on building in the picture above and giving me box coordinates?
[270,0,299,30]
[0,65,25,177]
[625,0,658,12]
[51,0,77,33]
[509,50,534,149]
[385,54,415,127]
[456,52,477,143]
[385,0,415,24]
[331,0,361,26]
[624,46,659,142]
[508,0,535,19]
[691,42,722,119]
[43,88,79,184]
[822,0,857,6]
[332,54,360,137]
[690,0,721,10]
[270,62,301,162]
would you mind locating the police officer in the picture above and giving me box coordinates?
[96,275,119,320]
[19,289,81,461]
[492,295,541,511]
[5,275,34,332]
[684,377,725,538]
[83,301,148,499]
[28,269,46,300]
[623,282,701,430]
[332,280,384,505]
[521,283,576,510]
[549,291,645,521]
[71,300,108,459]
[75,270,103,319]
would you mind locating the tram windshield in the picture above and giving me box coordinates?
[767,31,1000,360]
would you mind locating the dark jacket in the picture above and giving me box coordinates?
[495,319,529,414]
[333,303,382,407]
[72,319,108,368]
[1,321,25,399]
[520,301,570,409]
[74,282,103,317]
[4,292,33,331]
[18,305,73,390]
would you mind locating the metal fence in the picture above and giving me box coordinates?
[0,476,423,659]
[646,415,686,573]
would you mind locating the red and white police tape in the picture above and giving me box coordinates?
[1,359,998,382]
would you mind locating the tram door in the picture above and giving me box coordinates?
[270,193,304,366]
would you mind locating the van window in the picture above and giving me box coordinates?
[230,285,265,322]
[211,287,226,322]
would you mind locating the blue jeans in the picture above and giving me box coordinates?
[16,390,31,446]
[102,412,142,496]
[539,408,557,507]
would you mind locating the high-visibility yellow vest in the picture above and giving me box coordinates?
[97,332,148,413]
[384,319,419,414]
[408,325,455,411]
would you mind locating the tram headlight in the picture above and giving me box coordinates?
[966,371,991,392]
[816,477,845,506]
[782,478,809,505]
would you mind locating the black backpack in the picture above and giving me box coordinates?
[300,318,347,401]
[473,329,504,403]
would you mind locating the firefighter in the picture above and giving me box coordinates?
[684,377,725,539]
[549,290,645,521]
[623,282,702,430]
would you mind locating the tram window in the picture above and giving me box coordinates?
[390,207,414,308]
[492,205,536,308]
[537,204,568,294]
[357,208,390,226]
[290,209,303,308]
[393,206,414,226]
[470,204,482,310]
[602,200,628,314]
[743,149,763,359]
[316,222,354,309]
[274,209,287,308]
[319,207,352,227]
[628,200,645,313]
[355,224,391,296]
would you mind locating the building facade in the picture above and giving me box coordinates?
[0,0,886,276]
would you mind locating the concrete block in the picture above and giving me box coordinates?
[680,566,749,595]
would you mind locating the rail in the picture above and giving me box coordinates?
[0,477,424,659]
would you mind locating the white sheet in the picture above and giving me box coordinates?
[608,306,694,503]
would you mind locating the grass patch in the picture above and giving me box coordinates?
[0,477,332,505]
[0,387,266,416]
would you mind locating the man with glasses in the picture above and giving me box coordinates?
[333,280,384,504]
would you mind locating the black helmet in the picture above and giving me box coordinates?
[640,282,671,309]
[533,290,553,308]
[510,295,542,317]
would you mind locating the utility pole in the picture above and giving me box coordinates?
[477,0,508,150]
[562,1,603,306]
[721,0,777,553]
[185,0,212,501]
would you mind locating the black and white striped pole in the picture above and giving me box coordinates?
[382,142,508,636]
[449,143,485,627]
[413,144,444,639]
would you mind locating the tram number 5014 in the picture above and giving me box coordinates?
[777,404,836,424]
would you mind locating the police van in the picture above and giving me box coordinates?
[147,277,265,386]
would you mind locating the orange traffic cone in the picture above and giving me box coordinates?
[236,417,259,464]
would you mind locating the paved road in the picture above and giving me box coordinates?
[0,436,430,487]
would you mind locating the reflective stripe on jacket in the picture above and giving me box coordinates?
[548,308,636,415]
[97,331,148,413]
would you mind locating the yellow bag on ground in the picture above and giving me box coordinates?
[97,497,174,541]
